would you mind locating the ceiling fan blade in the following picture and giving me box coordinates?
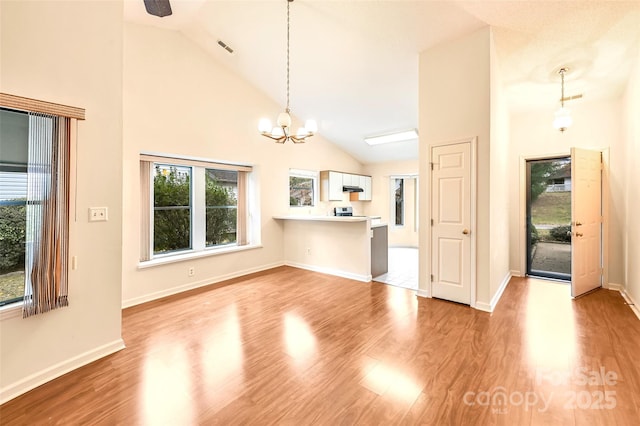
[144,0,172,18]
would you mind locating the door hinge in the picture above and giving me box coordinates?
[430,274,434,282]
[430,162,434,171]
[431,219,434,226]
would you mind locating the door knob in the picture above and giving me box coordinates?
[576,232,583,237]
[576,221,583,226]
[462,229,470,235]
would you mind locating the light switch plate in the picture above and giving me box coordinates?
[89,207,108,222]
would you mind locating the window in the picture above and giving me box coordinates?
[140,154,252,262]
[394,178,404,226]
[0,109,28,306]
[289,169,317,207]
[153,164,192,254]
[205,169,238,246]
[0,96,79,315]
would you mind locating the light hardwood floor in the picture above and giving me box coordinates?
[1,266,639,425]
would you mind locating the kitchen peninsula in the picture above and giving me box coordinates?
[273,215,387,282]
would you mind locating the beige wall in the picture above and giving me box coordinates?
[623,43,640,306]
[121,23,363,306]
[508,99,625,285]
[281,220,371,281]
[0,0,124,402]
[489,30,512,299]
[419,27,504,308]
[364,160,419,247]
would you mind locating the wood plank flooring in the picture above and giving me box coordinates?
[1,267,639,425]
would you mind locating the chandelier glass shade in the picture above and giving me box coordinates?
[259,0,317,144]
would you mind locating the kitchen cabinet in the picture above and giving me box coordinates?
[343,173,355,186]
[320,170,372,201]
[320,170,344,201]
[371,224,388,277]
[358,175,372,201]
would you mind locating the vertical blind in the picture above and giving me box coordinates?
[23,113,70,317]
[1,93,83,317]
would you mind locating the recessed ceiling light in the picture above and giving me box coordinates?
[364,129,418,146]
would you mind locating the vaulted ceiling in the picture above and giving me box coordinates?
[125,0,640,164]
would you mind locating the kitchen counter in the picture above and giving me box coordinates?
[274,215,386,282]
[273,215,368,222]
[274,215,386,227]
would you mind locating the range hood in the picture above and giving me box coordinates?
[343,185,364,193]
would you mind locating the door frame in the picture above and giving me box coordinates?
[517,149,609,286]
[426,137,477,308]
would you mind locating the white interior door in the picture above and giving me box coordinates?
[571,147,602,297]
[431,142,472,304]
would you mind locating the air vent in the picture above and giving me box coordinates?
[217,40,234,55]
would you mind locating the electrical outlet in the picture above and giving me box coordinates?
[188,267,195,277]
[88,207,108,222]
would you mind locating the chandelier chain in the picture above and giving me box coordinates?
[286,0,291,113]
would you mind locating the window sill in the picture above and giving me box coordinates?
[138,243,263,269]
[0,303,22,320]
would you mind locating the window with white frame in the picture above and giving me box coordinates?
[289,169,317,207]
[140,155,252,261]
[0,109,29,306]
[0,96,80,316]
[393,178,404,226]
[153,164,192,254]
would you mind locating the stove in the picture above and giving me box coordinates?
[334,206,353,217]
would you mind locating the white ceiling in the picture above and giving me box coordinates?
[124,0,640,164]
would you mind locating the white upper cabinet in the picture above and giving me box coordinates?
[319,170,343,201]
[328,171,343,200]
[320,171,371,201]
[358,175,372,201]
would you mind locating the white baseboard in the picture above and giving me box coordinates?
[620,289,640,321]
[284,261,371,283]
[0,339,125,405]
[474,271,512,313]
[605,282,624,291]
[475,302,492,313]
[122,261,285,308]
[510,269,523,278]
[416,289,430,298]
[491,271,512,310]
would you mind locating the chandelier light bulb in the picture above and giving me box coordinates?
[271,127,285,138]
[304,119,318,134]
[258,118,272,133]
[553,107,573,132]
[277,112,292,128]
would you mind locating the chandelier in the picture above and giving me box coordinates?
[553,67,573,132]
[258,0,317,143]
